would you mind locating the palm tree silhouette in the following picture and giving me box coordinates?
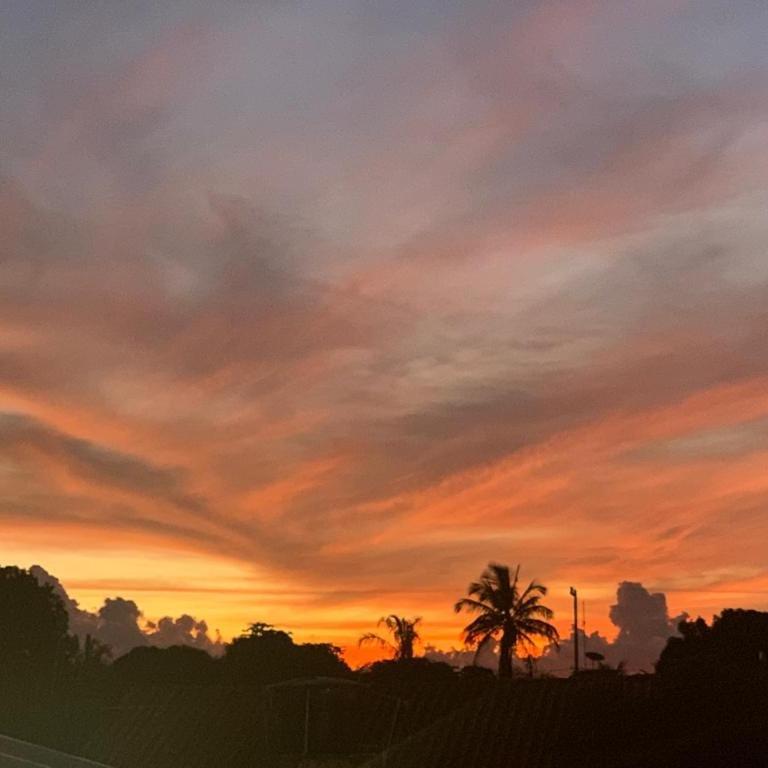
[455,563,559,677]
[358,615,422,660]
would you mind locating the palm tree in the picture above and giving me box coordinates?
[454,563,559,677]
[358,615,422,660]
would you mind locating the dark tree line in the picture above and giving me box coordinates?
[3,562,768,692]
[2,564,768,767]
[0,566,350,692]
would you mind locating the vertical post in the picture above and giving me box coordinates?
[570,587,579,674]
[303,687,311,756]
[383,697,402,768]
[264,688,272,751]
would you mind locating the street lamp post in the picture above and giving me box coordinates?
[569,586,579,674]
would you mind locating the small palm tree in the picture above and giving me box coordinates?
[359,615,422,660]
[455,563,559,677]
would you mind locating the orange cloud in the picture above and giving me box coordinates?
[3,0,768,660]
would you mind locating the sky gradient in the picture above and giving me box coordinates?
[2,0,768,663]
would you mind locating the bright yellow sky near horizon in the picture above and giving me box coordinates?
[4,530,757,669]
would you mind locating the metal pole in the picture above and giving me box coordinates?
[303,687,311,756]
[264,688,272,752]
[383,697,402,768]
[570,587,579,674]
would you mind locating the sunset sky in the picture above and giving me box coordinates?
[2,1,768,663]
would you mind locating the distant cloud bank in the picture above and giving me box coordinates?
[539,582,686,674]
[31,565,223,658]
[426,582,685,675]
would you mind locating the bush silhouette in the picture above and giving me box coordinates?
[657,609,768,690]
[222,622,349,684]
[113,645,220,685]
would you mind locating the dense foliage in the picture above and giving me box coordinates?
[222,622,350,685]
[0,564,767,767]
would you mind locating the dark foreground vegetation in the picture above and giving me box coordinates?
[1,565,767,767]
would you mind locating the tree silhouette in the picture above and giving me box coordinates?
[223,622,349,684]
[359,616,422,661]
[72,634,111,680]
[113,645,219,685]
[585,650,605,670]
[454,563,559,677]
[657,609,768,689]
[0,565,72,687]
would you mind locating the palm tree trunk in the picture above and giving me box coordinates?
[499,630,513,677]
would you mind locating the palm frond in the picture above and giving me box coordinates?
[454,597,493,614]
[473,632,497,664]
[518,618,560,641]
[365,615,422,660]
[358,632,392,650]
[518,579,547,601]
[456,562,559,676]
[462,613,501,646]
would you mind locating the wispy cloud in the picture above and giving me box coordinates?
[2,0,768,648]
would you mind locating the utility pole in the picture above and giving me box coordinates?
[303,687,311,757]
[569,586,579,674]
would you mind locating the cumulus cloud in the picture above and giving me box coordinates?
[30,566,223,658]
[146,615,222,652]
[540,582,686,674]
[28,565,100,640]
[424,637,498,670]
